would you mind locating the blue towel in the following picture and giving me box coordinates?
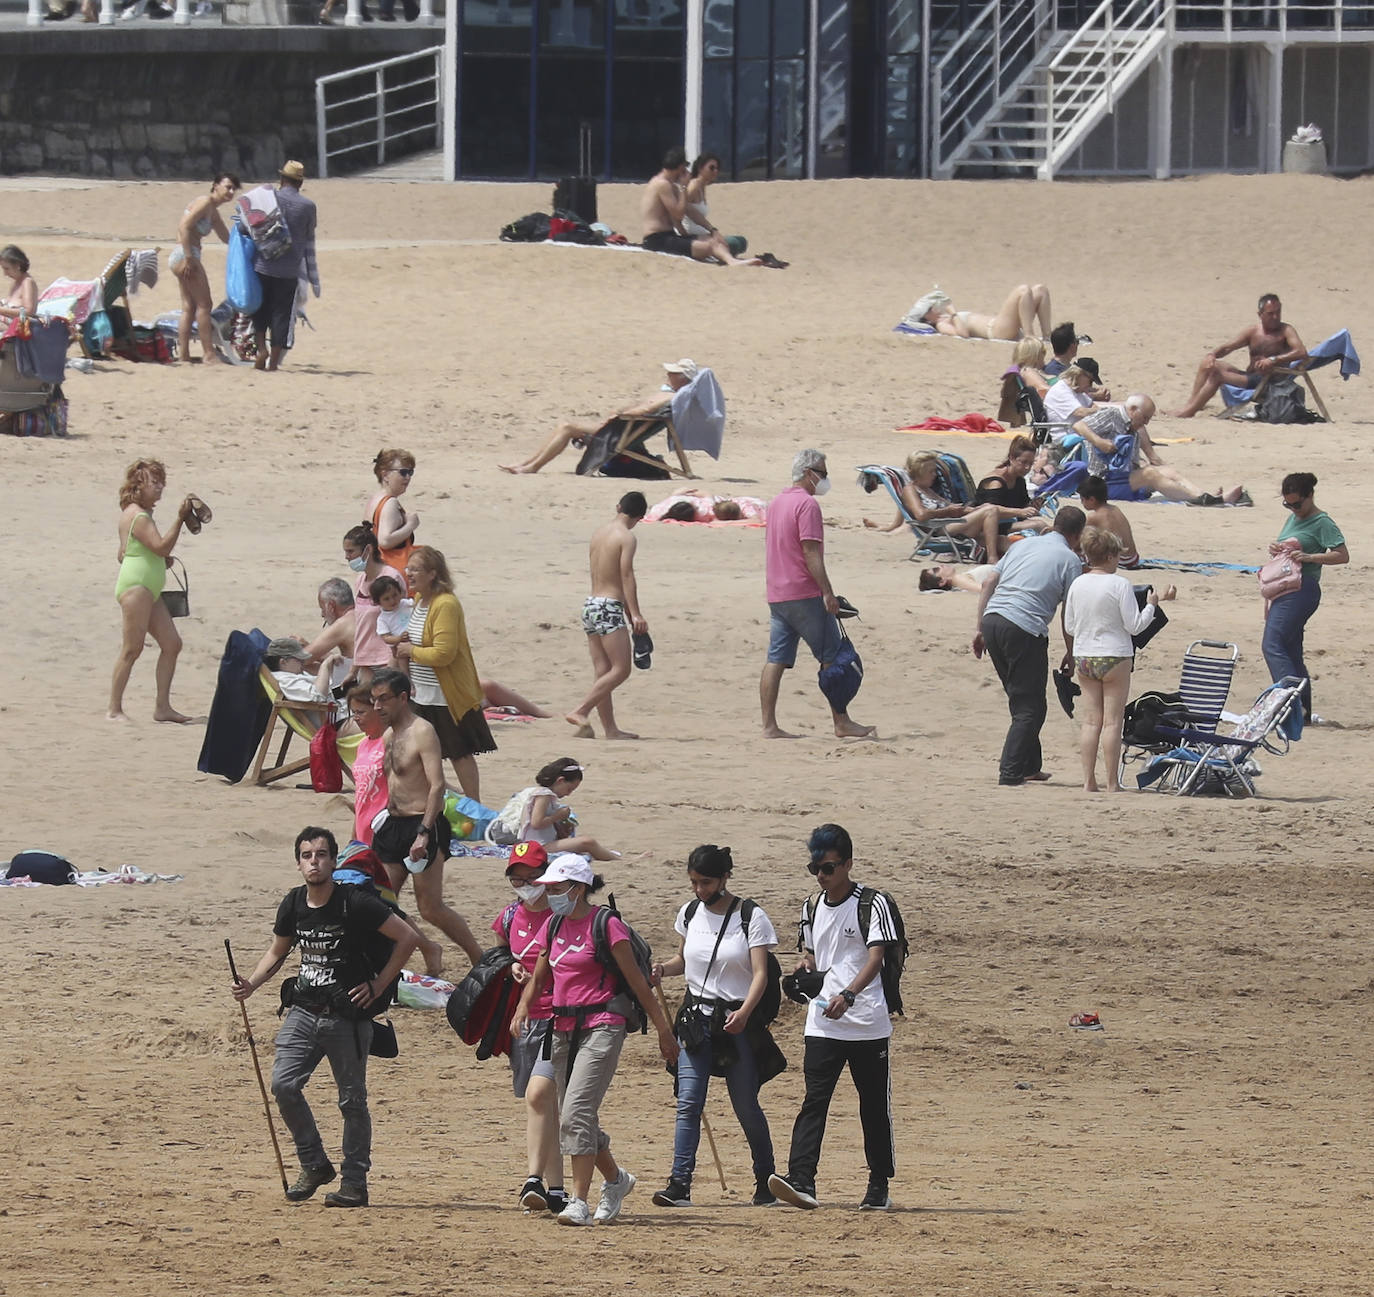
[1135,558,1260,575]
[892,321,937,336]
[1222,329,1360,406]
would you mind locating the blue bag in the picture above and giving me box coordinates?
[817,625,863,713]
[225,225,262,314]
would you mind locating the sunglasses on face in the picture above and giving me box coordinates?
[1281,497,1303,510]
[807,860,838,877]
[392,467,415,478]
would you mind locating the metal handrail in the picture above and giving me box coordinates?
[1173,0,1374,38]
[315,47,443,178]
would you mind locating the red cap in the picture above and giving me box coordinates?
[505,840,549,875]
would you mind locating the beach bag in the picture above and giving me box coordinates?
[309,721,344,793]
[445,947,519,1059]
[444,791,496,842]
[225,225,262,314]
[6,849,77,885]
[817,624,863,713]
[1257,378,1320,425]
[800,886,909,1016]
[1259,541,1303,602]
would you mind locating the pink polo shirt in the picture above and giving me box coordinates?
[765,484,824,603]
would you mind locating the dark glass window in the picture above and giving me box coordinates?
[535,49,606,177]
[771,57,806,177]
[463,0,533,54]
[612,56,685,178]
[737,2,769,57]
[735,59,770,178]
[701,58,736,173]
[540,0,606,48]
[703,0,734,56]
[773,0,806,57]
[461,56,532,176]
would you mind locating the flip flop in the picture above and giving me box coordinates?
[183,494,212,534]
[758,252,790,270]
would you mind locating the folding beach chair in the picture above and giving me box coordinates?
[1119,639,1238,789]
[249,665,357,787]
[1220,329,1361,423]
[855,462,983,562]
[574,410,694,479]
[1001,370,1077,448]
[1134,676,1306,797]
[80,250,136,359]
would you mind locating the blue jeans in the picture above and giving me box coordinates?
[767,597,842,668]
[1262,574,1321,717]
[671,1028,774,1186]
[271,1006,372,1185]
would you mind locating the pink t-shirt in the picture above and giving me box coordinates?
[765,485,824,603]
[494,903,554,1020]
[352,735,388,844]
[353,564,408,668]
[542,908,630,1032]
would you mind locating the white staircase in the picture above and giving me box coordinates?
[933,0,1174,180]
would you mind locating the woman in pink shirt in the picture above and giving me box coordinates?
[511,853,677,1227]
[343,522,408,687]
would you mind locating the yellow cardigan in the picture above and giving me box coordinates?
[410,591,483,719]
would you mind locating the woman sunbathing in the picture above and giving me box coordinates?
[914,283,1052,341]
[863,451,1008,560]
[918,562,999,593]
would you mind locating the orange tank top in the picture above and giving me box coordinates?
[371,495,416,588]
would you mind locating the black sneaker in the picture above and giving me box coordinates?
[751,1178,778,1207]
[546,1188,569,1215]
[519,1176,548,1212]
[323,1181,369,1208]
[651,1179,693,1207]
[767,1173,818,1209]
[285,1163,336,1202]
[859,1181,891,1211]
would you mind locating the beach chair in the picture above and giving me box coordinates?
[1133,676,1306,797]
[1119,639,1238,789]
[855,462,983,562]
[574,410,694,479]
[249,665,358,787]
[78,250,136,359]
[1220,330,1360,423]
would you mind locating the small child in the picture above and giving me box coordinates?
[371,575,414,672]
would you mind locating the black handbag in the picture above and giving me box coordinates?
[675,898,738,1051]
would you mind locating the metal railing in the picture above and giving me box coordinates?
[1044,0,1171,165]
[1173,1,1374,38]
[315,47,443,178]
[930,0,1057,176]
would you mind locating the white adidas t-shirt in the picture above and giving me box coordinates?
[800,885,895,1042]
[674,899,778,1006]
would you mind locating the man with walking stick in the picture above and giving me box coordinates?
[231,826,417,1207]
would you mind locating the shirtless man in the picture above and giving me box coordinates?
[641,147,761,267]
[369,668,482,968]
[1172,294,1307,418]
[500,360,697,475]
[299,578,355,688]
[1077,474,1140,569]
[566,492,649,740]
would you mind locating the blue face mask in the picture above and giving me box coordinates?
[348,556,367,572]
[547,888,578,917]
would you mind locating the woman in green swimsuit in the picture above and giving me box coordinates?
[109,458,194,723]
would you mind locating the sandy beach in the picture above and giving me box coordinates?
[3,172,1373,1295]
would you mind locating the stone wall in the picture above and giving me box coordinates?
[0,28,443,179]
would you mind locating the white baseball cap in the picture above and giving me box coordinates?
[534,852,595,886]
[662,358,699,379]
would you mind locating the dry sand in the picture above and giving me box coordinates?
[3,173,1373,1295]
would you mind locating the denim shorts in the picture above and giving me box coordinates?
[767,597,843,668]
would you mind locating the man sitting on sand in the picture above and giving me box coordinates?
[1077,475,1140,569]
[642,147,762,267]
[1071,395,1249,506]
[1172,293,1307,418]
[500,359,698,475]
[566,492,650,740]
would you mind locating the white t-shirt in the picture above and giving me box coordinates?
[272,670,327,703]
[800,885,896,1041]
[376,599,415,638]
[1044,379,1092,426]
[674,898,778,1006]
[1063,570,1156,657]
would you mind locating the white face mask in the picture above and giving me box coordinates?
[547,888,579,917]
[812,472,832,497]
[513,884,544,905]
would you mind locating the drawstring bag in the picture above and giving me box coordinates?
[161,557,190,618]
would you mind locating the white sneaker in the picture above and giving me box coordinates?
[592,1168,636,1223]
[556,1196,593,1227]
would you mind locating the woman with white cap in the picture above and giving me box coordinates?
[510,853,678,1226]
[498,360,699,475]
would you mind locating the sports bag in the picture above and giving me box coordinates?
[1259,541,1304,602]
[445,947,520,1060]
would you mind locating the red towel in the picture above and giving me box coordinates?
[898,414,1007,434]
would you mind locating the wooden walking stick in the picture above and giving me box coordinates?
[655,983,728,1193]
[226,939,289,1196]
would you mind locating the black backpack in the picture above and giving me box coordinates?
[546,893,653,1033]
[1258,377,1323,425]
[445,947,519,1059]
[682,897,783,1028]
[499,211,551,243]
[799,886,910,1017]
[1122,690,1193,745]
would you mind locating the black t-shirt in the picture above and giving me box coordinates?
[975,473,1030,509]
[274,884,394,1008]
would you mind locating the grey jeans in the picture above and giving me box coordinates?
[271,1006,372,1184]
[551,1023,625,1157]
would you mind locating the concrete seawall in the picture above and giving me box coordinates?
[0,26,442,179]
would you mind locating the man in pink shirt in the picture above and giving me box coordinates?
[761,449,875,740]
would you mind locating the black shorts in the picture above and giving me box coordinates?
[643,230,697,259]
[413,703,497,760]
[252,274,297,348]
[372,810,451,870]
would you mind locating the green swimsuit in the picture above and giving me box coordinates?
[115,511,166,600]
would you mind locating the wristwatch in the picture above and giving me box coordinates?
[840,989,857,1006]
[416,824,432,836]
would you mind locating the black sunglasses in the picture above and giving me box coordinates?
[393,467,415,478]
[1281,497,1304,510]
[807,860,838,877]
